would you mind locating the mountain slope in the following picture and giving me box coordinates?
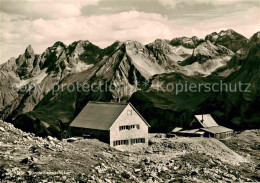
[130,40,260,132]
[205,29,248,53]
[0,30,259,137]
[179,40,234,76]
[213,32,260,77]
[170,36,204,49]
[0,41,124,128]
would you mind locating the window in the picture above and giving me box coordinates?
[113,139,129,146]
[119,124,139,131]
[127,110,133,115]
[131,138,145,144]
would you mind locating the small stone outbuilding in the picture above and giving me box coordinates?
[170,114,233,139]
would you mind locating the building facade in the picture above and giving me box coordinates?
[109,104,149,148]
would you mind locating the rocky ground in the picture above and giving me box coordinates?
[0,120,259,183]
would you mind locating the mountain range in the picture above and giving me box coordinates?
[0,29,259,138]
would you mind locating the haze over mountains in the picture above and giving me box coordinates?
[0,29,259,137]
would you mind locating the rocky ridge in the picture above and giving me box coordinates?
[0,29,259,138]
[0,35,232,119]
[205,29,248,53]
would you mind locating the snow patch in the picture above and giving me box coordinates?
[194,41,218,57]
[71,61,93,73]
[128,54,166,79]
[184,56,231,76]
[172,45,193,56]
[16,69,48,88]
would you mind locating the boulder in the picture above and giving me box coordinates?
[0,127,5,132]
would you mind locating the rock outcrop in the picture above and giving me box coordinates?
[0,120,258,182]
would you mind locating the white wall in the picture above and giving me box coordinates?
[109,104,149,149]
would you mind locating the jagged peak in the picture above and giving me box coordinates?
[254,31,260,35]
[250,31,260,42]
[208,32,218,36]
[171,36,201,40]
[0,57,17,72]
[199,40,233,53]
[102,40,122,51]
[170,36,203,49]
[124,40,142,44]
[0,57,15,67]
[150,39,170,45]
[219,29,236,34]
[154,38,169,42]
[25,45,34,58]
[206,29,241,38]
[123,40,144,48]
[218,29,247,40]
[44,41,67,55]
[25,45,34,52]
[196,40,217,50]
[75,40,91,45]
[113,40,121,44]
[52,41,66,49]
[147,39,172,50]
[72,40,91,50]
[70,40,103,50]
[191,36,199,39]
[171,36,187,41]
[68,40,91,47]
[194,40,234,58]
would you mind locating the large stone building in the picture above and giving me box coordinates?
[70,101,150,150]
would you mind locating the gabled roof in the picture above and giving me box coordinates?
[200,126,233,134]
[128,103,150,128]
[70,101,150,131]
[195,114,219,128]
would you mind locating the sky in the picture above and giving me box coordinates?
[0,0,260,64]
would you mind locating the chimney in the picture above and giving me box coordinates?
[201,114,204,123]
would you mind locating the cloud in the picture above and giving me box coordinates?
[81,0,260,20]
[0,0,259,64]
[0,0,99,19]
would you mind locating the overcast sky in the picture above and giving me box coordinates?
[0,0,260,64]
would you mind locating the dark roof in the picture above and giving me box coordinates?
[70,102,127,130]
[70,101,150,130]
[200,126,233,134]
[195,114,219,128]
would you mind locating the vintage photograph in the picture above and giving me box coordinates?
[0,0,260,182]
